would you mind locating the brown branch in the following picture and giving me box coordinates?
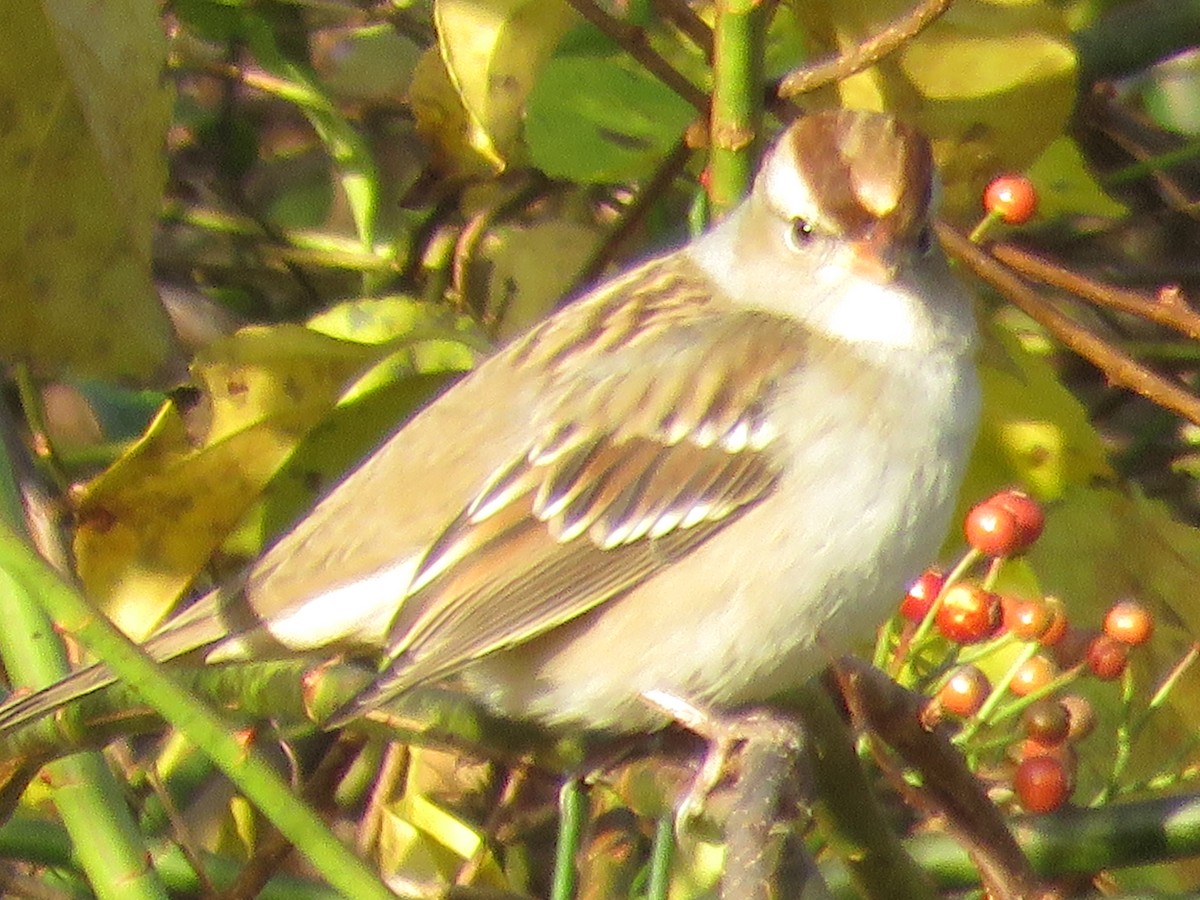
[779,0,955,98]
[991,242,1200,342]
[572,136,696,291]
[652,0,714,59]
[564,0,708,111]
[938,224,1200,426]
[835,659,1058,900]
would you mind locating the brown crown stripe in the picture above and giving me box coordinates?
[785,110,933,240]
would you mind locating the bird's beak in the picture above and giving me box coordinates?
[848,231,901,283]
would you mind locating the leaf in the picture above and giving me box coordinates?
[467,217,603,340]
[0,0,176,382]
[434,0,578,171]
[409,47,500,180]
[74,302,483,637]
[1025,136,1129,221]
[73,328,379,636]
[525,55,696,183]
[307,295,486,349]
[314,24,423,104]
[963,316,1113,513]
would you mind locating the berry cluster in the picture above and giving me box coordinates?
[885,489,1159,815]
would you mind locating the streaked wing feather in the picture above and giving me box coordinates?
[349,441,771,708]
[331,261,811,721]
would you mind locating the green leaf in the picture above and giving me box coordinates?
[1026,136,1130,221]
[525,55,696,183]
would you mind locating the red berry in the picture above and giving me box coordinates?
[983,174,1038,225]
[938,665,991,717]
[1022,699,1070,746]
[1038,597,1070,647]
[1104,600,1154,646]
[900,569,945,622]
[1086,634,1129,680]
[964,490,1044,557]
[964,501,1020,557]
[935,584,1002,644]
[989,490,1045,551]
[1010,654,1059,697]
[1014,754,1071,813]
[1001,596,1052,641]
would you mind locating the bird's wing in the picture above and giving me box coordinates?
[329,263,810,723]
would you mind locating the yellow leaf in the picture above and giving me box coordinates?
[434,0,578,169]
[802,0,1077,221]
[0,0,176,382]
[74,327,378,635]
[966,317,1113,504]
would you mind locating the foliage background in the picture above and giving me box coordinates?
[3,0,1200,897]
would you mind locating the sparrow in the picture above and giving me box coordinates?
[0,108,979,738]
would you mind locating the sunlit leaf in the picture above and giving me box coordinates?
[526,55,696,183]
[434,0,578,170]
[1026,136,1130,221]
[468,217,603,340]
[73,328,378,636]
[0,0,176,382]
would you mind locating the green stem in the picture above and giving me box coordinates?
[796,683,939,900]
[645,814,673,900]
[0,809,344,899]
[0,527,394,900]
[551,778,586,900]
[889,791,1200,893]
[708,0,766,215]
[0,424,168,900]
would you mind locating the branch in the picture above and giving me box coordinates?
[779,0,955,98]
[563,0,708,111]
[652,0,713,59]
[990,242,1200,342]
[834,659,1056,900]
[938,224,1200,427]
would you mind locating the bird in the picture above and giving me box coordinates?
[0,108,979,741]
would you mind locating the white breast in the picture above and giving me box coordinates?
[466,336,979,731]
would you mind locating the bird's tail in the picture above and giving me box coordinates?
[0,590,229,736]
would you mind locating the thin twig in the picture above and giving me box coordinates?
[564,0,708,111]
[779,0,955,98]
[990,242,1200,342]
[938,224,1200,426]
[356,741,410,857]
[572,137,696,291]
[652,0,714,59]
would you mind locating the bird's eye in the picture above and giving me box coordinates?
[916,225,935,257]
[787,217,815,252]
